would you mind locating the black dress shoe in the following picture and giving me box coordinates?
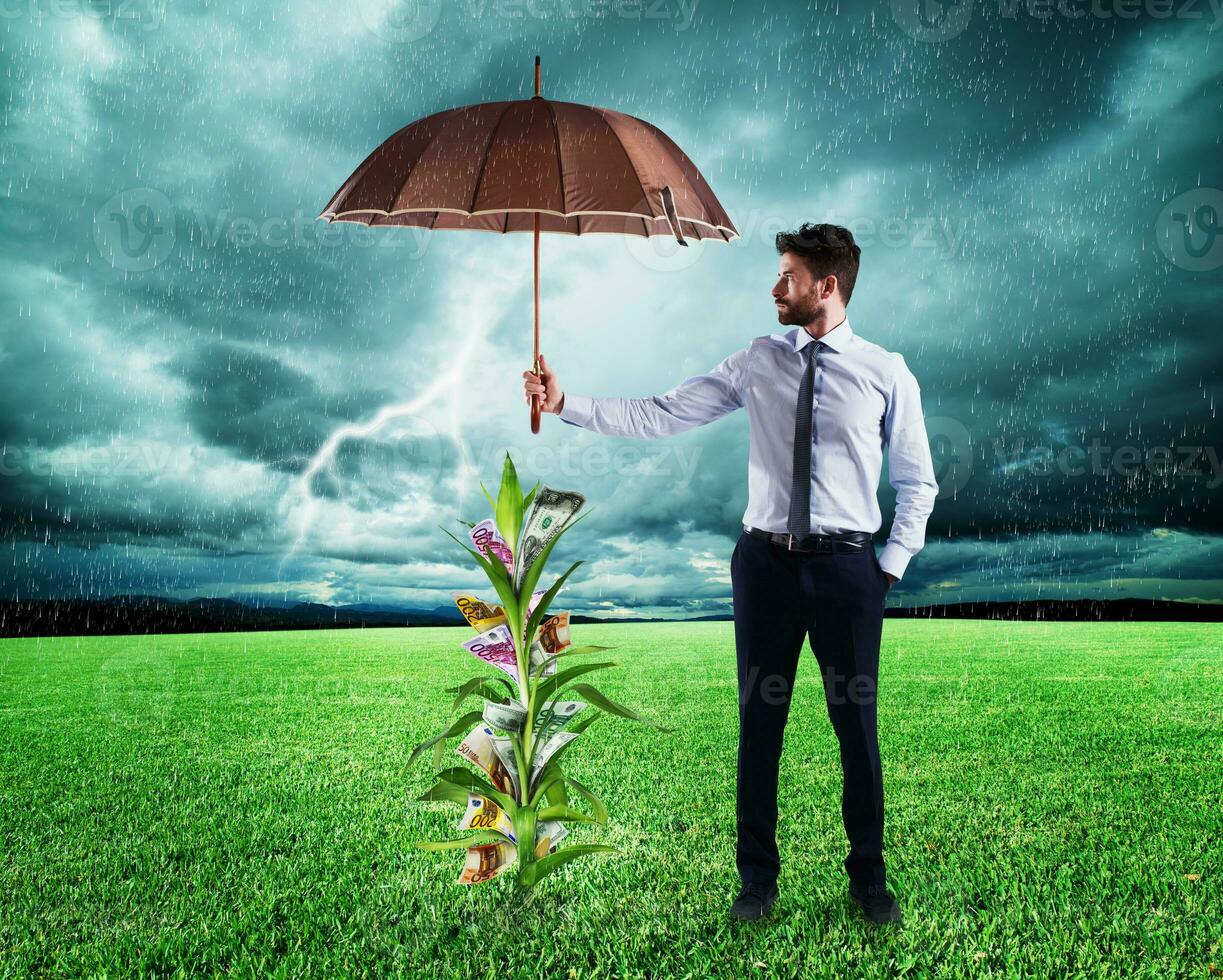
[729,881,778,921]
[848,882,903,924]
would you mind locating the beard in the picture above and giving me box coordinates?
[775,290,822,326]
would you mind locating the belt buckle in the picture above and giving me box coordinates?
[787,533,798,552]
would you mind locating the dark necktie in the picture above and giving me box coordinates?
[787,341,823,537]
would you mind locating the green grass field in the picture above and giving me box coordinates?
[1,621,1219,978]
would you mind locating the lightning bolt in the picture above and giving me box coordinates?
[278,239,541,582]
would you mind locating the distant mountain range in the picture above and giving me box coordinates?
[0,594,1218,638]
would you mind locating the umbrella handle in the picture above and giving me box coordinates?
[530,396,542,434]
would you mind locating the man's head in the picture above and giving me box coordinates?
[772,223,861,328]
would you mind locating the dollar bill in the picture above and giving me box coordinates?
[535,700,586,743]
[459,794,516,842]
[455,724,515,795]
[529,638,557,678]
[516,487,585,587]
[461,623,519,682]
[488,732,521,800]
[452,592,507,632]
[534,819,569,858]
[482,697,527,733]
[469,518,514,574]
[529,730,577,789]
[457,841,517,885]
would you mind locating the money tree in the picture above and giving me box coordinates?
[409,453,667,892]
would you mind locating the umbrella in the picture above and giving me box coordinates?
[318,57,739,433]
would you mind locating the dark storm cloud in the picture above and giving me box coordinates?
[0,1,1218,603]
[167,342,392,471]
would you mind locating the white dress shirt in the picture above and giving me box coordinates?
[557,317,939,581]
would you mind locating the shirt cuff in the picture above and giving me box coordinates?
[557,392,594,428]
[878,542,914,581]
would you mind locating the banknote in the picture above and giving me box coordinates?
[452,593,507,632]
[457,841,517,885]
[534,819,569,858]
[516,487,585,586]
[525,590,546,617]
[455,724,515,795]
[529,730,577,788]
[461,623,519,682]
[539,611,571,654]
[535,700,586,743]
[529,638,557,678]
[482,697,527,733]
[459,794,516,842]
[469,518,514,574]
[489,732,521,800]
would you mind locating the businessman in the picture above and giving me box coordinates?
[523,223,938,925]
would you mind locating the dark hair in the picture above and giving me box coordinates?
[775,223,861,305]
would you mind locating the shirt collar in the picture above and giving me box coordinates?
[792,317,852,354]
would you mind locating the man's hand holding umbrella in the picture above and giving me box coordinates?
[523,355,564,415]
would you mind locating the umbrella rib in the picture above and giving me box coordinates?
[591,106,654,233]
[468,101,517,215]
[543,99,568,226]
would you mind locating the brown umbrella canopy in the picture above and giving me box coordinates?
[319,98,737,243]
[319,59,738,432]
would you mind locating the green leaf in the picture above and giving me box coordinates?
[533,662,617,714]
[522,481,540,516]
[495,454,524,559]
[434,766,516,813]
[536,804,600,824]
[479,481,497,513]
[441,526,495,581]
[418,780,472,807]
[532,644,614,679]
[523,560,583,655]
[564,776,609,825]
[566,709,602,736]
[518,844,619,889]
[543,778,568,809]
[570,683,673,732]
[528,767,565,807]
[518,509,592,601]
[483,548,520,622]
[448,676,513,713]
[408,710,483,767]
[417,832,508,851]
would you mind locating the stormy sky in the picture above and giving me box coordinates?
[2,0,1220,615]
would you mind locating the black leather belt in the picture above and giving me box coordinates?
[743,525,871,554]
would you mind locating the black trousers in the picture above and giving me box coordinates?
[731,529,890,889]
